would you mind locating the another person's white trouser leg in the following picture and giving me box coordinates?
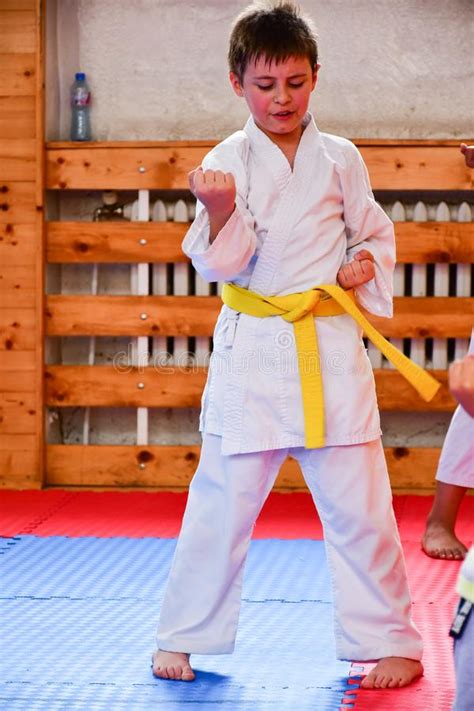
[296,439,423,661]
[157,433,287,654]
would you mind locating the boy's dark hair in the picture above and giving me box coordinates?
[228,1,318,81]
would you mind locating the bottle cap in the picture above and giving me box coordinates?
[75,72,86,81]
[102,191,118,206]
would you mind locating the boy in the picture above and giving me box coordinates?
[153,1,428,688]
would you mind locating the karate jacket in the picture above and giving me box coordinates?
[182,113,396,455]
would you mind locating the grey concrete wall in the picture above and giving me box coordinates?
[47,0,474,141]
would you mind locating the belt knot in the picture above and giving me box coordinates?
[282,290,321,323]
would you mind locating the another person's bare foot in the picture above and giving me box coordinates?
[151,649,195,681]
[360,657,423,689]
[422,520,467,560]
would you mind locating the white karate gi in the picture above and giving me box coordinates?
[436,333,474,489]
[157,114,422,661]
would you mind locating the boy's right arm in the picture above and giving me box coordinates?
[188,168,236,244]
[182,138,257,283]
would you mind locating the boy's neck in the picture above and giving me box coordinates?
[256,120,304,148]
[255,120,305,168]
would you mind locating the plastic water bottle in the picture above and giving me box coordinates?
[70,72,91,141]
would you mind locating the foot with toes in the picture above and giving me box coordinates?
[422,521,467,560]
[151,650,195,681]
[360,657,423,689]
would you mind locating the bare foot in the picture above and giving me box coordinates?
[421,520,467,560]
[151,649,195,681]
[360,657,423,689]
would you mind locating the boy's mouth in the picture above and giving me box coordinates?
[272,110,295,120]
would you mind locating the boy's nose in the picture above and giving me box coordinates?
[273,87,291,104]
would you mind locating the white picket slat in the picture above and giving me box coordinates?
[151,199,169,364]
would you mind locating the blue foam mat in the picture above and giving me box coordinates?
[0,536,331,603]
[0,599,348,710]
[0,537,349,710]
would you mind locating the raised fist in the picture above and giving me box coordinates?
[188,168,236,217]
[337,250,375,289]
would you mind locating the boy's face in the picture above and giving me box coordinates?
[230,55,319,144]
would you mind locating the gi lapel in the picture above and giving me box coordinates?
[245,113,322,296]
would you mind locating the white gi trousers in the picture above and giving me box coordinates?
[157,434,422,662]
[436,333,474,489]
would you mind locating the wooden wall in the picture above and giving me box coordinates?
[0,0,44,488]
[0,1,471,492]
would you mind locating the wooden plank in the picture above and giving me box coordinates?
[46,221,474,265]
[47,139,473,148]
[46,146,208,190]
[46,445,201,488]
[0,449,40,488]
[0,309,35,350]
[395,222,474,263]
[384,447,440,489]
[375,369,453,411]
[0,1,36,10]
[44,365,455,411]
[45,295,221,337]
[0,432,36,450]
[0,369,36,392]
[45,365,208,408]
[0,182,36,222]
[0,264,36,307]
[0,392,37,433]
[365,297,473,338]
[358,145,473,190]
[45,295,473,339]
[0,448,41,489]
[34,0,45,488]
[0,53,35,95]
[0,223,36,265]
[0,139,36,180]
[0,96,35,138]
[46,221,189,263]
[45,143,474,191]
[0,10,36,53]
[0,350,35,370]
[45,444,440,490]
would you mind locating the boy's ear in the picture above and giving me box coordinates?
[229,71,244,97]
[311,63,320,91]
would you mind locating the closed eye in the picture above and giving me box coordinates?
[256,82,305,91]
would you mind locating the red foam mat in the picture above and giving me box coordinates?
[349,541,462,710]
[0,490,324,539]
[396,494,474,545]
[0,490,72,537]
[1,490,473,541]
[350,600,457,710]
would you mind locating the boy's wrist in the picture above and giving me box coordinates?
[208,205,236,243]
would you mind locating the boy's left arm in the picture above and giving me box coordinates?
[340,145,396,317]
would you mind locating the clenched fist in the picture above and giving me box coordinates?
[337,249,375,289]
[189,168,236,216]
[189,168,237,243]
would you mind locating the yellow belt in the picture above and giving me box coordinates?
[222,282,441,448]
